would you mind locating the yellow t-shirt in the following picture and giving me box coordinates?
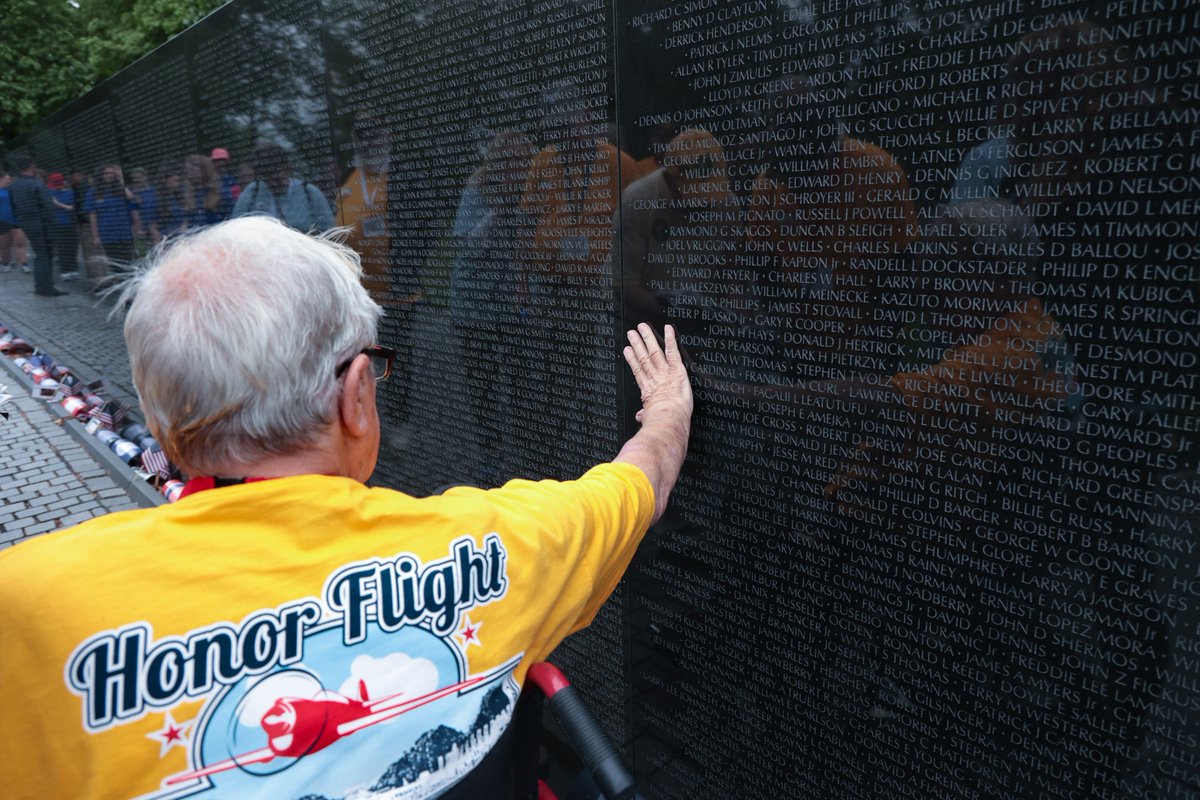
[0,463,653,800]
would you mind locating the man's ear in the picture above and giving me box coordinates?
[338,354,373,438]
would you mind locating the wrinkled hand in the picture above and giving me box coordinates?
[624,323,693,424]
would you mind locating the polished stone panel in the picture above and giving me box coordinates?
[6,0,1198,795]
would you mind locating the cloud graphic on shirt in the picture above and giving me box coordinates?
[338,652,439,705]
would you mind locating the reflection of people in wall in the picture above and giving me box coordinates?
[618,128,742,334]
[515,83,651,472]
[950,22,1116,204]
[0,171,18,271]
[46,172,79,279]
[129,167,160,246]
[8,155,64,295]
[157,168,188,240]
[85,164,140,272]
[211,147,241,203]
[826,200,1071,510]
[232,143,334,232]
[450,130,536,485]
[183,154,227,231]
[748,75,917,376]
[69,170,102,283]
[337,115,393,300]
[519,82,649,295]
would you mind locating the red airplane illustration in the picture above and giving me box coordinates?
[164,658,518,787]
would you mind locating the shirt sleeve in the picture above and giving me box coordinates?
[453,462,655,662]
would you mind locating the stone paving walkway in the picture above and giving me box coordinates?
[0,268,151,548]
[0,270,138,405]
[0,391,144,548]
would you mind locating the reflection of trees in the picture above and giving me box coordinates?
[192,1,333,180]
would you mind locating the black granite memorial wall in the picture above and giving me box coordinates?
[6,0,1198,796]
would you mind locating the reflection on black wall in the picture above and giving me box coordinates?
[8,0,1199,796]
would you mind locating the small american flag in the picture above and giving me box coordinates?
[110,401,131,428]
[94,400,131,429]
[91,406,114,429]
[141,446,172,480]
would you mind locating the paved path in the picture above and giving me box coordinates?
[0,268,151,549]
[0,270,138,405]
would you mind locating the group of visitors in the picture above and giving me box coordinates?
[0,143,334,296]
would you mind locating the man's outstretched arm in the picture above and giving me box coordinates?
[615,323,693,524]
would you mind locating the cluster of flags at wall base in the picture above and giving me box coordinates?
[0,321,182,503]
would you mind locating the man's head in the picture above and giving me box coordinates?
[10,154,34,174]
[253,143,293,194]
[121,217,384,479]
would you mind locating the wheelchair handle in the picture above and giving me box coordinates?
[527,663,637,800]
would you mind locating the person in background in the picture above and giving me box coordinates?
[236,161,255,194]
[70,169,102,283]
[210,147,242,203]
[0,171,16,271]
[233,142,334,232]
[84,164,140,274]
[182,154,225,231]
[9,154,64,296]
[336,115,393,298]
[128,168,160,247]
[157,168,188,240]
[45,172,80,280]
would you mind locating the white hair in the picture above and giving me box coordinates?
[118,216,383,476]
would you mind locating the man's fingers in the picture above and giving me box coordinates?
[623,345,648,386]
[636,322,665,362]
[626,327,651,366]
[663,324,683,367]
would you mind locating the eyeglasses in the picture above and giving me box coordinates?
[335,344,396,383]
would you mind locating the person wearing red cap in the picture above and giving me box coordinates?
[210,146,242,202]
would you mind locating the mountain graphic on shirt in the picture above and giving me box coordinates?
[372,686,512,789]
[289,685,512,800]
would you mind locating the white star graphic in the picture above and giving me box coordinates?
[147,711,193,758]
[454,614,484,649]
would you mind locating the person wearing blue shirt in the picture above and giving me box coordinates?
[231,143,333,232]
[157,170,188,239]
[183,154,228,231]
[46,173,79,279]
[0,171,16,271]
[129,168,160,245]
[8,154,64,295]
[84,164,139,272]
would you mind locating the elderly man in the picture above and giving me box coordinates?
[0,217,692,799]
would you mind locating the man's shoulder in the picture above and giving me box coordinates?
[0,506,156,585]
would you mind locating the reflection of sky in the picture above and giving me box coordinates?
[196,623,474,798]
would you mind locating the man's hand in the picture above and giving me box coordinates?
[624,323,693,424]
[616,324,693,523]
